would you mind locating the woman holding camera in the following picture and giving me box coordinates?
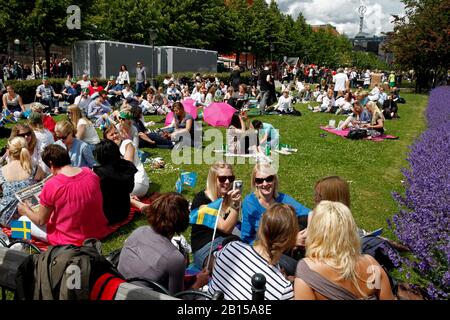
[190,161,242,270]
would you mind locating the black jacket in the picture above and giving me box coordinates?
[94,160,137,225]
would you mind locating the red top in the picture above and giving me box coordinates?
[43,115,56,134]
[88,85,104,96]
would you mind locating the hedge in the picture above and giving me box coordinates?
[5,72,253,104]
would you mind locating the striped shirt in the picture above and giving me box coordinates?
[208,241,294,300]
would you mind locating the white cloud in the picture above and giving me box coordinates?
[268,0,405,37]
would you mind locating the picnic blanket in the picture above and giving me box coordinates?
[320,126,399,141]
[1,194,158,252]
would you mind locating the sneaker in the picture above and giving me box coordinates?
[307,105,313,111]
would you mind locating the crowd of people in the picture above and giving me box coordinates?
[0,56,73,81]
[0,59,409,301]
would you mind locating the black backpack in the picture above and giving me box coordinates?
[15,239,121,300]
[347,128,368,140]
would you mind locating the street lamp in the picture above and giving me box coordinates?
[247,45,252,69]
[13,39,20,61]
[149,28,158,88]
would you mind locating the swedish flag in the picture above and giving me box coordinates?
[189,198,223,230]
[10,220,31,240]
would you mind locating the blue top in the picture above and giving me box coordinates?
[56,139,96,168]
[259,123,279,149]
[241,192,310,244]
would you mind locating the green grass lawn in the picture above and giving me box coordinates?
[0,93,429,255]
[99,92,429,253]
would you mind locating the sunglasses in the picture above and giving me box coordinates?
[255,175,275,184]
[17,131,32,138]
[217,175,235,183]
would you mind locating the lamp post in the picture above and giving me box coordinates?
[13,39,20,61]
[270,43,274,63]
[149,28,158,88]
[247,45,252,69]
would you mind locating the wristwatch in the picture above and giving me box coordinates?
[231,201,241,211]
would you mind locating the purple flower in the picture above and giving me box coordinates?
[390,86,450,300]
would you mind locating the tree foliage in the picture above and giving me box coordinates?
[2,0,393,71]
[384,0,450,91]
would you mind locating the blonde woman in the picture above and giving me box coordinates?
[294,201,394,300]
[67,104,100,148]
[54,120,96,168]
[241,163,309,244]
[0,137,45,226]
[363,101,385,135]
[28,112,54,161]
[208,203,298,300]
[190,162,241,269]
[9,124,43,169]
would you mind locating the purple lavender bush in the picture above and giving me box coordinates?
[390,86,450,300]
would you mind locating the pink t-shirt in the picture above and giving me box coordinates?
[39,167,110,246]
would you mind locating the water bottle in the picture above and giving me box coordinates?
[265,144,271,156]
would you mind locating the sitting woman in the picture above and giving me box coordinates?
[116,109,139,148]
[0,137,45,226]
[17,144,110,245]
[28,112,54,157]
[118,193,209,295]
[338,103,363,130]
[227,111,257,155]
[8,124,46,170]
[30,102,56,135]
[382,94,399,120]
[93,139,137,225]
[190,162,241,270]
[68,104,100,150]
[103,124,150,197]
[251,120,279,152]
[362,101,385,136]
[2,85,26,118]
[294,201,394,300]
[241,163,310,245]
[159,102,194,147]
[54,120,96,168]
[208,203,298,300]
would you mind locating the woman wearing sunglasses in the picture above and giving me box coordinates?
[190,161,241,270]
[7,124,46,170]
[54,120,96,169]
[241,163,310,245]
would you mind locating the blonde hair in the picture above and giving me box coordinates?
[205,161,233,201]
[68,104,91,129]
[366,101,381,114]
[55,120,76,137]
[10,124,37,153]
[251,163,279,199]
[30,102,45,112]
[306,201,366,296]
[8,137,32,175]
[256,203,298,265]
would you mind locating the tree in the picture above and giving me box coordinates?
[2,0,98,77]
[384,0,450,91]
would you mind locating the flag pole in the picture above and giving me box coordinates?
[204,199,224,271]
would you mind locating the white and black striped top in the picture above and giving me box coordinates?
[208,241,294,300]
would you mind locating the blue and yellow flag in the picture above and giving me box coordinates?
[189,198,223,230]
[10,220,31,240]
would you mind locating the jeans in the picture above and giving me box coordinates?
[41,97,59,111]
[259,90,270,111]
[135,82,145,96]
[360,109,372,123]
[193,236,226,270]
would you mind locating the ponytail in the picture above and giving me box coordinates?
[19,147,32,175]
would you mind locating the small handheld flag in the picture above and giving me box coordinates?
[181,171,197,188]
[10,220,32,240]
[189,198,223,230]
[175,178,183,193]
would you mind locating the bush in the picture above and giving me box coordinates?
[5,71,253,104]
[390,86,450,300]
